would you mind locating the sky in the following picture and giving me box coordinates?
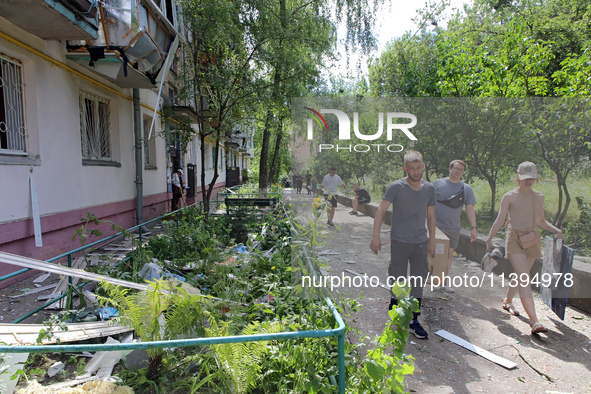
[329,0,472,78]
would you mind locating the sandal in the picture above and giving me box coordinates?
[531,322,548,334]
[502,302,520,316]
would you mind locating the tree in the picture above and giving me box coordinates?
[175,0,261,215]
[254,0,386,190]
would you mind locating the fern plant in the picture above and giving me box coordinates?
[98,279,211,379]
[204,315,284,394]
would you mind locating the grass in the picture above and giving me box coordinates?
[348,174,591,238]
[466,176,591,233]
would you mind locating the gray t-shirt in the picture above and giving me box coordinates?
[382,178,436,243]
[433,178,476,231]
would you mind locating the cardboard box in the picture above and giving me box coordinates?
[427,227,450,283]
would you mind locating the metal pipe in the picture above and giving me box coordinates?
[133,88,143,226]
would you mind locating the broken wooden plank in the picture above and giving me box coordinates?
[33,272,50,283]
[0,251,149,292]
[0,322,132,346]
[435,329,517,370]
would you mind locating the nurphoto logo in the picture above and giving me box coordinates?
[304,107,418,153]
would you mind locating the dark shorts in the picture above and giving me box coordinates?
[324,194,338,207]
[358,197,370,205]
[438,227,460,250]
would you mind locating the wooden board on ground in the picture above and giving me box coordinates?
[0,322,132,345]
[435,329,517,370]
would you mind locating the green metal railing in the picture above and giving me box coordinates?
[0,190,347,393]
[4,201,202,324]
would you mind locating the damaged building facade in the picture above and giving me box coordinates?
[0,0,253,286]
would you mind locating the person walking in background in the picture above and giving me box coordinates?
[311,176,318,195]
[171,168,184,211]
[295,173,304,194]
[433,159,478,293]
[486,162,563,335]
[350,184,371,215]
[305,171,312,194]
[370,150,436,339]
[322,166,347,226]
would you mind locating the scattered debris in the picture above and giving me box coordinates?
[47,361,65,377]
[0,321,131,345]
[0,251,151,292]
[511,344,554,382]
[33,272,51,283]
[318,250,341,256]
[435,330,517,370]
[18,379,133,393]
[9,284,58,299]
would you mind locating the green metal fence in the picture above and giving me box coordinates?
[0,188,347,393]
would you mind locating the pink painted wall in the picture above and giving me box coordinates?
[0,192,169,289]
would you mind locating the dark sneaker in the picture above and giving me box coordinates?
[349,211,358,215]
[409,321,429,339]
[327,221,335,226]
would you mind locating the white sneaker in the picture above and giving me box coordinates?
[442,285,455,293]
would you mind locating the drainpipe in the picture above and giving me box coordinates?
[133,88,143,225]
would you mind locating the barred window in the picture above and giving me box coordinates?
[79,91,111,160]
[0,55,26,154]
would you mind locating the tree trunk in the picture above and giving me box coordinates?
[557,180,571,228]
[258,108,274,191]
[200,132,210,218]
[553,176,563,225]
[206,130,221,207]
[267,118,284,185]
[488,177,497,217]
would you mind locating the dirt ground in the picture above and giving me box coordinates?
[290,190,591,394]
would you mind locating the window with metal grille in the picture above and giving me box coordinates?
[79,91,111,160]
[0,55,26,154]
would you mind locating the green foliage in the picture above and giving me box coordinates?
[348,294,417,393]
[205,316,285,394]
[564,197,591,255]
[36,313,68,344]
[97,279,211,379]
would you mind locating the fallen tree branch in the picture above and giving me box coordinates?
[511,344,554,382]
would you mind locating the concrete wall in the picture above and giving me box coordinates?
[339,195,591,315]
[0,22,169,280]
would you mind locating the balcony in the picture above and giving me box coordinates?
[65,0,179,88]
[0,0,99,40]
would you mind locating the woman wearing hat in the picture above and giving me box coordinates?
[486,162,563,334]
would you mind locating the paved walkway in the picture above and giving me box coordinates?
[289,189,591,393]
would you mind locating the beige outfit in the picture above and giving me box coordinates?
[505,188,543,259]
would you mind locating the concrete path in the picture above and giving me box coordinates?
[289,189,591,393]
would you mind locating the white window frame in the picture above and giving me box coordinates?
[79,91,112,161]
[0,54,27,155]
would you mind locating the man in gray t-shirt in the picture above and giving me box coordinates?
[433,159,478,292]
[370,150,436,340]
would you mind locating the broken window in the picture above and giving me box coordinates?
[0,55,26,154]
[79,91,111,160]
